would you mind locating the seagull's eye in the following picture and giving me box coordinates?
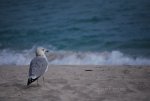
[42,49,44,51]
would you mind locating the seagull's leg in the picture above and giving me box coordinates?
[42,76,45,85]
[43,76,44,82]
[37,79,39,86]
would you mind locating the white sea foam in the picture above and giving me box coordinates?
[0,49,33,65]
[0,48,150,65]
[49,51,150,65]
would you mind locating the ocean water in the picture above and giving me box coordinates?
[0,0,150,65]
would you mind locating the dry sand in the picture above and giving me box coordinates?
[0,65,150,101]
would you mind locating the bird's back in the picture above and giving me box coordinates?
[29,56,48,78]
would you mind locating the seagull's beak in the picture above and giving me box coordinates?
[45,50,49,53]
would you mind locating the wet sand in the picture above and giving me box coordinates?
[0,65,150,101]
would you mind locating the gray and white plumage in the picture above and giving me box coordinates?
[27,47,48,86]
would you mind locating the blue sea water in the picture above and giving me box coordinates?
[0,0,150,65]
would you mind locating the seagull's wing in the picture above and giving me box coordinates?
[29,56,48,79]
[27,56,48,85]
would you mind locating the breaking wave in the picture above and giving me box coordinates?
[48,51,150,65]
[0,48,150,65]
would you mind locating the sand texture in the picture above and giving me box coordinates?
[0,65,150,101]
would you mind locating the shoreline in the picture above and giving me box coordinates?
[0,64,150,67]
[0,65,150,101]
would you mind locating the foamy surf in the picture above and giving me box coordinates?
[0,48,150,65]
[0,49,32,65]
[48,51,150,65]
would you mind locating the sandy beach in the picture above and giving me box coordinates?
[0,65,150,101]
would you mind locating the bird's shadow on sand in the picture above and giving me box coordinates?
[14,83,41,89]
[0,82,42,91]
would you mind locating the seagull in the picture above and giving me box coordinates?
[27,47,49,86]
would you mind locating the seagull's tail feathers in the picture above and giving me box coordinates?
[27,77,39,86]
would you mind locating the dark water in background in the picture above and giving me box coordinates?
[0,0,150,65]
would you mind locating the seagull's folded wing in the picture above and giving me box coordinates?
[29,57,48,78]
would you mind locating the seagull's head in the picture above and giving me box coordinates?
[36,47,49,57]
